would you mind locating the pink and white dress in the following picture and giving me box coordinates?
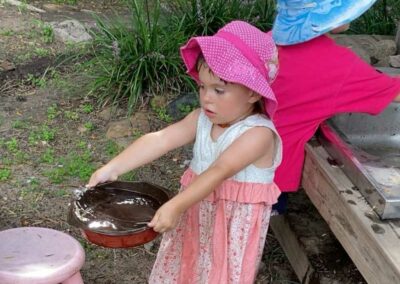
[149,110,282,284]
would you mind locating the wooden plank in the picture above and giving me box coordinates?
[302,143,400,284]
[270,215,316,283]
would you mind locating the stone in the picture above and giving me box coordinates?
[150,95,168,109]
[331,34,372,64]
[42,3,79,12]
[50,20,92,43]
[0,60,15,71]
[129,111,151,134]
[98,107,113,121]
[389,55,400,68]
[396,21,400,54]
[105,119,132,139]
[374,57,390,68]
[97,106,124,121]
[372,40,397,61]
[166,92,199,121]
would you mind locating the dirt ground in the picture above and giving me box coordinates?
[0,1,368,283]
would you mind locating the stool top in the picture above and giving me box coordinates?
[0,227,85,284]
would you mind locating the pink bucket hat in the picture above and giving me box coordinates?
[180,20,279,118]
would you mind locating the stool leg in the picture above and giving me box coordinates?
[61,271,84,284]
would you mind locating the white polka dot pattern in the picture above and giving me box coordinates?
[180,20,279,118]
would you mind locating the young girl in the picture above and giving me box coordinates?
[87,20,282,283]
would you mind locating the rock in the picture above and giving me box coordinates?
[0,60,15,71]
[129,111,150,134]
[374,57,390,68]
[50,20,92,43]
[97,106,124,121]
[114,137,132,148]
[166,92,199,121]
[150,95,168,109]
[98,107,113,121]
[42,3,79,12]
[396,21,400,54]
[331,34,372,64]
[389,55,400,68]
[372,40,397,61]
[105,119,132,139]
[376,67,400,76]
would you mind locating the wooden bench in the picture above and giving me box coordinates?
[300,143,400,283]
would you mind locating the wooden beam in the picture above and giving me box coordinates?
[270,215,317,283]
[302,143,400,283]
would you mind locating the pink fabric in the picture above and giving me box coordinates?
[271,35,400,192]
[216,30,268,78]
[180,21,279,118]
[180,168,281,205]
[149,170,275,283]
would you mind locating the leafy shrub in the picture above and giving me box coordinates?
[85,0,193,113]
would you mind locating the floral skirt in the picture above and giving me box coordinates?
[149,199,272,284]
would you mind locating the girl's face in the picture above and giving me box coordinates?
[198,64,260,126]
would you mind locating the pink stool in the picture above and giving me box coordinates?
[0,227,85,284]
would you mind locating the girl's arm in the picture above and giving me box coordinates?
[87,109,200,187]
[148,126,276,232]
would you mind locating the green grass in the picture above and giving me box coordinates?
[0,168,11,181]
[44,150,95,184]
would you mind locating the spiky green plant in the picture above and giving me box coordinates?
[351,0,400,35]
[85,0,193,113]
[163,0,275,37]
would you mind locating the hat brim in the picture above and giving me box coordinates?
[272,0,377,45]
[180,36,277,118]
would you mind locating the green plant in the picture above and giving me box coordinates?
[45,151,95,184]
[120,171,136,181]
[12,119,28,129]
[84,0,192,113]
[0,168,11,181]
[17,1,28,13]
[77,140,87,150]
[0,29,15,36]
[64,110,79,120]
[14,150,29,163]
[351,0,400,35]
[41,148,55,163]
[164,0,275,37]
[6,138,19,153]
[33,19,54,43]
[81,103,94,113]
[39,125,56,142]
[47,104,60,120]
[19,178,42,198]
[84,121,95,131]
[34,47,50,57]
[105,140,121,156]
[27,73,46,88]
[151,100,172,122]
[178,102,198,116]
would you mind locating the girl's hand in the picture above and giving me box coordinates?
[86,166,118,188]
[148,201,182,233]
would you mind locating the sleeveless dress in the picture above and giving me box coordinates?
[149,110,282,284]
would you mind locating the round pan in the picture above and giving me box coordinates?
[68,181,170,248]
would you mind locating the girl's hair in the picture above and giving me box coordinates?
[196,54,265,114]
